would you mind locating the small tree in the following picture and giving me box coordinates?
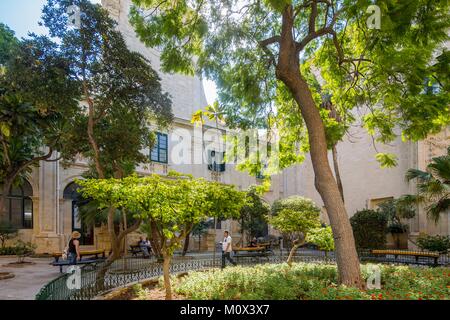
[0,222,17,248]
[269,196,321,266]
[306,226,334,259]
[78,172,246,300]
[14,240,36,263]
[377,198,416,250]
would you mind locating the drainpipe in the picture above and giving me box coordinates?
[55,152,61,241]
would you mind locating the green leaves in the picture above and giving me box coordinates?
[263,0,291,12]
[0,23,18,65]
[130,0,207,75]
[270,196,321,235]
[37,0,173,178]
[0,123,9,138]
[375,153,398,168]
[77,172,247,253]
[306,226,335,252]
[0,28,78,186]
[130,0,449,179]
[405,147,450,223]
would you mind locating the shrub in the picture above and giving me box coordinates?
[0,241,36,258]
[350,209,388,249]
[0,246,18,255]
[417,234,450,253]
[0,222,18,248]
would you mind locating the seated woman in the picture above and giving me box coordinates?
[249,237,258,247]
[138,237,150,258]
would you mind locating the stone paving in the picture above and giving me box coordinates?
[0,257,60,300]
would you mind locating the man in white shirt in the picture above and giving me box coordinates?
[221,230,237,269]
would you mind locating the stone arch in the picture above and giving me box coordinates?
[62,180,94,246]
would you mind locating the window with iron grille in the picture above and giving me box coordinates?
[150,132,168,163]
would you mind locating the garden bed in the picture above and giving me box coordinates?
[171,263,450,300]
[97,262,450,300]
[99,277,185,300]
[3,261,36,268]
[0,272,15,280]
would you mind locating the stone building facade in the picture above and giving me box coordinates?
[1,0,448,253]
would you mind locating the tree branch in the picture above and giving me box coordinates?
[309,1,318,33]
[117,218,142,244]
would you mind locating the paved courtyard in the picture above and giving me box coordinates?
[0,257,60,300]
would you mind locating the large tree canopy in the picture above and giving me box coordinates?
[36,0,174,266]
[42,0,173,179]
[130,0,450,288]
[0,23,79,219]
[130,0,449,155]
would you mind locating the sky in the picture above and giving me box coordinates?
[0,0,218,105]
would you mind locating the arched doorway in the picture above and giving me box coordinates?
[0,180,33,229]
[63,182,94,246]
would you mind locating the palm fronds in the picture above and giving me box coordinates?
[405,146,450,223]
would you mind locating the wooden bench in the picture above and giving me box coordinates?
[371,249,440,266]
[52,249,106,263]
[52,258,106,273]
[128,244,152,258]
[233,246,271,260]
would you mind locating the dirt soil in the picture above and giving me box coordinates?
[101,278,186,300]
[3,261,36,268]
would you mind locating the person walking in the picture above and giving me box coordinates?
[68,231,81,265]
[221,230,236,269]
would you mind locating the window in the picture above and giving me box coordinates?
[207,150,225,172]
[0,180,33,229]
[369,197,394,210]
[256,171,265,180]
[63,182,94,246]
[150,132,168,163]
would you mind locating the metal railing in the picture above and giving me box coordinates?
[35,249,450,300]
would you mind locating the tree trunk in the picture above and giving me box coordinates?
[287,238,304,266]
[0,179,12,218]
[332,145,345,202]
[275,6,363,288]
[182,231,191,256]
[162,254,172,300]
[148,221,163,261]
